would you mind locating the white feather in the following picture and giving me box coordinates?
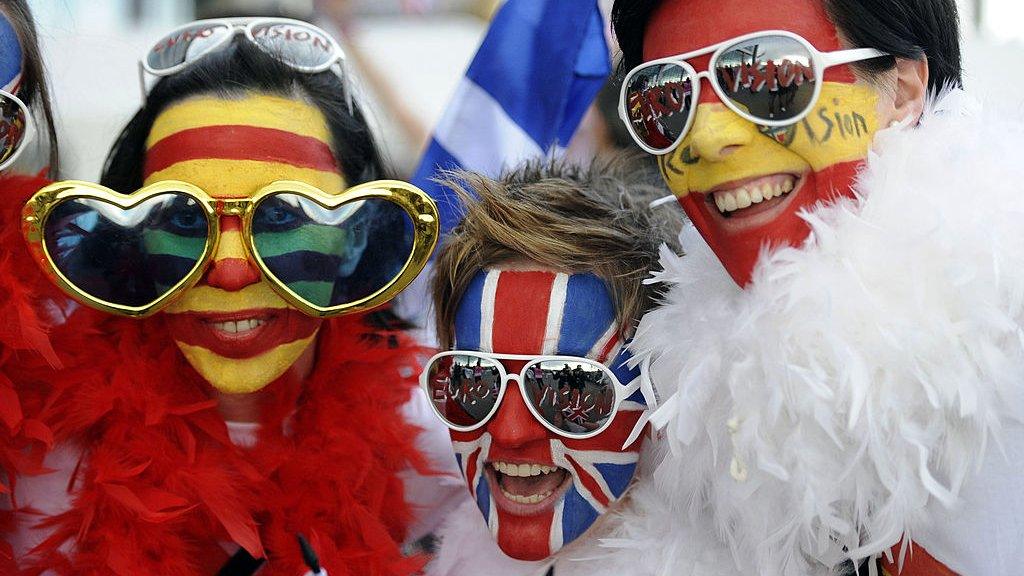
[629,90,1024,575]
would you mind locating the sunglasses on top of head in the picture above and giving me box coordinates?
[618,29,889,155]
[138,17,352,109]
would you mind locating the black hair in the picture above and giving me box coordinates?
[611,0,963,96]
[101,38,388,191]
[2,0,59,176]
[101,37,411,329]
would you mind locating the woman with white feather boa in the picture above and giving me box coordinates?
[610,0,1018,574]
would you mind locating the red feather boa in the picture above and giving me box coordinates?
[0,174,64,573]
[0,176,434,575]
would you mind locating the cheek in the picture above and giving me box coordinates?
[775,83,881,174]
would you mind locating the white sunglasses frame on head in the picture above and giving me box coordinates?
[619,29,888,156]
[420,350,652,447]
[136,16,352,111]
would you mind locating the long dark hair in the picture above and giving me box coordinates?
[101,37,411,330]
[611,0,963,96]
[3,0,59,176]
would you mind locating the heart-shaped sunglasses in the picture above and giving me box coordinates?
[22,179,438,318]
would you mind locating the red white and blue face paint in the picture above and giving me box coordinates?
[450,268,647,560]
[0,12,22,94]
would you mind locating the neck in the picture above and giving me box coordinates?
[215,341,318,423]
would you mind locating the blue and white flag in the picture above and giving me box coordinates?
[412,0,612,233]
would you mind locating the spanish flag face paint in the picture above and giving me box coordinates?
[150,94,346,394]
[644,0,881,286]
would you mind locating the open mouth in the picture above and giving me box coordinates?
[486,461,572,515]
[706,173,804,223]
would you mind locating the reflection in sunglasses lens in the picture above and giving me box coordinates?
[525,360,615,436]
[43,193,209,308]
[427,355,502,428]
[147,23,232,71]
[625,63,694,152]
[249,22,335,69]
[252,194,415,309]
[715,35,816,122]
[0,95,26,165]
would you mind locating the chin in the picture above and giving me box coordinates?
[175,335,317,394]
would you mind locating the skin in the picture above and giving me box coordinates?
[643,0,928,286]
[0,7,21,94]
[148,94,347,411]
[444,265,646,560]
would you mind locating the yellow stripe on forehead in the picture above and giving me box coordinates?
[146,94,334,148]
[143,93,346,195]
[144,158,345,198]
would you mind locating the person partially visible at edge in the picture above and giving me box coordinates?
[613,1,1024,575]
[421,157,740,576]
[3,21,464,575]
[0,0,57,177]
[0,0,68,572]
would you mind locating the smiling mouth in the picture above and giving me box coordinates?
[487,461,572,514]
[166,307,321,359]
[205,316,268,336]
[707,173,802,219]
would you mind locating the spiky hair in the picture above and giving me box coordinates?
[432,154,682,347]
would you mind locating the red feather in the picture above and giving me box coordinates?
[0,175,72,560]
[16,311,432,575]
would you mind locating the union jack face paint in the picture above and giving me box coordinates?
[449,269,647,560]
[0,12,22,94]
[644,0,882,286]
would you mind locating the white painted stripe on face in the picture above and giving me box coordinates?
[479,269,501,353]
[433,78,545,177]
[588,323,621,363]
[549,495,564,555]
[542,273,570,355]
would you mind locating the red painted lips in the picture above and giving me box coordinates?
[165,307,321,359]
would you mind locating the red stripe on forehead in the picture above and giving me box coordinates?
[143,125,338,178]
[490,271,556,354]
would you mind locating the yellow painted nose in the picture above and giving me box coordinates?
[687,104,758,162]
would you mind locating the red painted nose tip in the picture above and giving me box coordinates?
[204,258,261,291]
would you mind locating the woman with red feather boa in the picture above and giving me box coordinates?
[2,17,464,575]
[0,0,69,572]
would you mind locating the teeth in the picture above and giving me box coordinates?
[492,462,558,477]
[735,188,752,209]
[712,176,797,214]
[749,186,764,204]
[500,487,554,504]
[211,318,265,334]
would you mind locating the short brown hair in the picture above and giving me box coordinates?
[432,155,681,348]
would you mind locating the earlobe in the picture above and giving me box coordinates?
[893,57,930,125]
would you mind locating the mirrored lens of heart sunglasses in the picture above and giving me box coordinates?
[34,188,423,317]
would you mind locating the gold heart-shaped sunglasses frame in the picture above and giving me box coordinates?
[23,179,439,318]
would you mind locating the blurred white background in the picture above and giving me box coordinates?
[21,0,1024,180]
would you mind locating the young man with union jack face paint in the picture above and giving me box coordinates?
[423,158,683,574]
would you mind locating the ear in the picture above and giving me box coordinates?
[893,57,930,124]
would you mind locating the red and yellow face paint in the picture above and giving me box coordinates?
[644,0,882,286]
[149,93,346,394]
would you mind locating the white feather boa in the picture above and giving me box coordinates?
[628,90,1024,575]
